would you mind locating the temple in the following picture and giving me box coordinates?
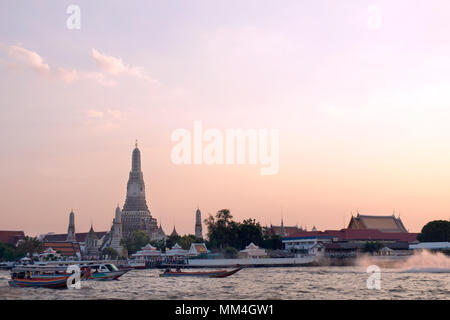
[101,205,126,256]
[347,213,408,233]
[120,141,161,239]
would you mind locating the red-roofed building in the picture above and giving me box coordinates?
[43,241,81,258]
[41,232,107,243]
[0,231,25,246]
[264,218,305,237]
[282,229,418,254]
[285,229,418,243]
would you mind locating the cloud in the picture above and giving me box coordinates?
[86,109,104,118]
[92,48,156,82]
[2,44,156,87]
[84,108,127,130]
[7,45,50,76]
[92,49,129,75]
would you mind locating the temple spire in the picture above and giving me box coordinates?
[131,141,141,172]
[67,210,76,242]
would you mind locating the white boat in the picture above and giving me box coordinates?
[80,263,129,281]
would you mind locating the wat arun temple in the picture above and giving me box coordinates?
[42,142,166,258]
[121,142,160,238]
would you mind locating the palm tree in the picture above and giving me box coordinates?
[17,236,44,257]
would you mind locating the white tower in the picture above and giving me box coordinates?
[110,205,124,255]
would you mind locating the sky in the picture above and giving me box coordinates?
[1,0,450,236]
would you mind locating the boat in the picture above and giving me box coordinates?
[8,265,88,289]
[80,263,129,281]
[160,266,243,278]
[0,262,15,270]
[128,259,146,269]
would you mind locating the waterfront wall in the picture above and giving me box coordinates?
[186,257,316,267]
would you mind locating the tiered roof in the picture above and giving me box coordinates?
[43,241,81,257]
[347,214,408,233]
[42,232,107,243]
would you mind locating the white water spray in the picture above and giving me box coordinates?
[357,250,450,273]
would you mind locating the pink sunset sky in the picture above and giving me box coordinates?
[1,1,450,236]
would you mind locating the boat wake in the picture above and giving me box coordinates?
[357,250,450,273]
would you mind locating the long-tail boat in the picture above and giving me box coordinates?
[160,266,243,278]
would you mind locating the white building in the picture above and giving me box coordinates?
[282,235,335,253]
[409,242,450,250]
[165,243,188,257]
[240,243,267,258]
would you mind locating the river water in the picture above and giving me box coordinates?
[0,252,448,300]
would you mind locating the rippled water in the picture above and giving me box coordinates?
[0,265,448,300]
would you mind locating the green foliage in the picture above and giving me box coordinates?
[101,247,119,259]
[205,209,240,249]
[262,234,284,250]
[165,234,181,249]
[16,236,43,257]
[417,220,450,242]
[121,230,150,255]
[205,209,269,250]
[0,242,22,261]
[165,234,199,250]
[150,239,166,251]
[363,241,383,254]
[224,246,238,258]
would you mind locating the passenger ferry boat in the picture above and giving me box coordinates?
[8,265,88,289]
[12,261,129,281]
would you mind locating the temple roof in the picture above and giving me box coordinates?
[348,214,408,233]
[170,226,178,237]
[42,231,107,243]
[43,241,81,256]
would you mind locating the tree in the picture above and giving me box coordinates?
[224,246,238,258]
[363,241,383,254]
[121,230,150,255]
[0,242,22,261]
[16,236,43,257]
[101,247,119,260]
[150,239,166,251]
[262,234,283,250]
[165,234,181,249]
[205,209,239,249]
[236,219,264,249]
[417,220,450,242]
[205,210,266,250]
[179,234,197,250]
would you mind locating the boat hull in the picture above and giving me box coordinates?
[160,267,243,278]
[8,276,70,289]
[89,270,128,281]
